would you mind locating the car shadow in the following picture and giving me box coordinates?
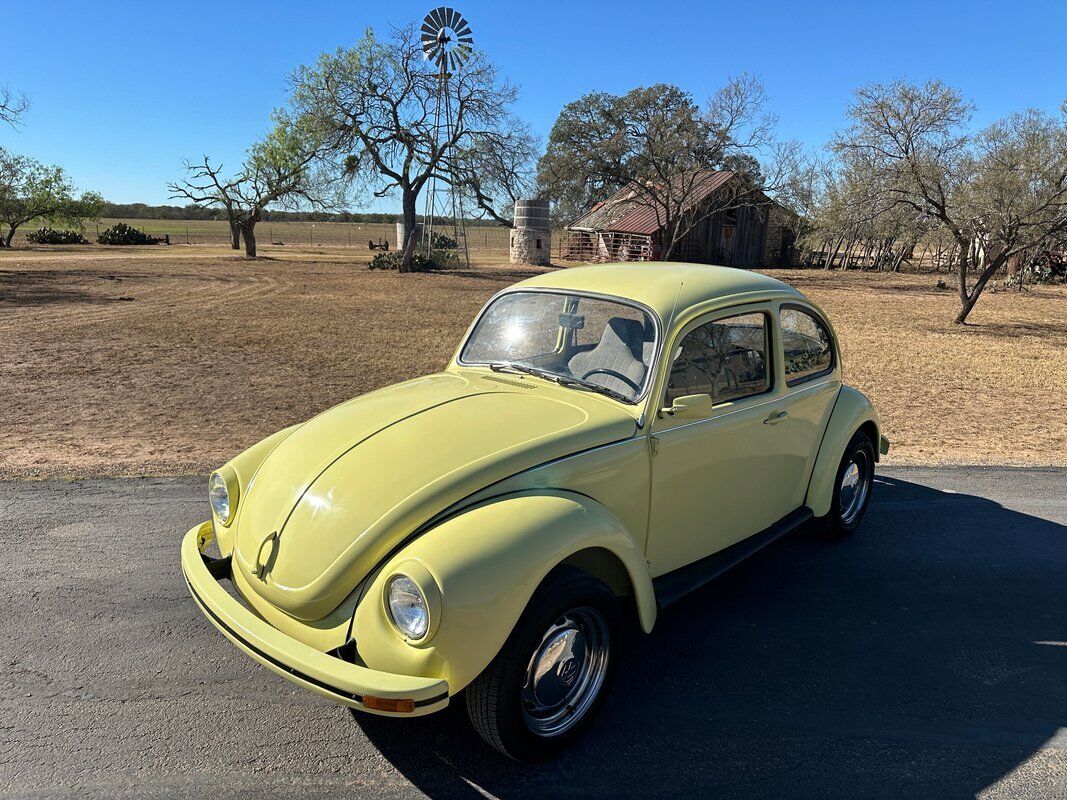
[355,475,1066,799]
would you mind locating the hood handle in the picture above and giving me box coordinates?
[254,531,279,580]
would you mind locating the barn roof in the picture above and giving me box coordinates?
[568,171,738,235]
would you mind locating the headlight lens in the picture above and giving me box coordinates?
[387,575,429,639]
[208,472,231,524]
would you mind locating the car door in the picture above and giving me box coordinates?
[646,305,796,577]
[777,302,842,509]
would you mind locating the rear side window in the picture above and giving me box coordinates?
[666,312,771,406]
[780,305,834,386]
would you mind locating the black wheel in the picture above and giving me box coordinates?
[465,566,620,760]
[818,430,876,538]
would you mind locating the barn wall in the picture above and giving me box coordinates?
[673,202,768,267]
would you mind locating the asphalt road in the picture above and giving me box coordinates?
[1,466,1065,799]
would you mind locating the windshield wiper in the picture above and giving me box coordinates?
[552,375,636,404]
[489,361,636,404]
[489,361,544,378]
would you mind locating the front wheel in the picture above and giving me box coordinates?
[465,567,619,760]
[818,430,876,538]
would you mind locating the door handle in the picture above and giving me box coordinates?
[764,410,788,425]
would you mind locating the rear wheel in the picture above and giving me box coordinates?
[465,567,619,760]
[819,430,876,538]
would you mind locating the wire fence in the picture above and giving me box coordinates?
[9,219,520,253]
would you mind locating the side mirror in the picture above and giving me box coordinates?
[660,393,713,420]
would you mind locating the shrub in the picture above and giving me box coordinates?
[430,231,457,249]
[97,223,163,245]
[26,227,89,245]
[368,249,456,272]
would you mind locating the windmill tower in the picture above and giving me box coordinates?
[420,7,473,268]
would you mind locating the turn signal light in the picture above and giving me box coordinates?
[361,695,416,713]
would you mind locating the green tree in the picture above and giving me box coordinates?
[289,26,533,272]
[170,113,338,258]
[538,77,797,260]
[0,148,101,246]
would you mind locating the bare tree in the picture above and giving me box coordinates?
[289,26,530,271]
[0,85,29,127]
[170,114,335,258]
[834,80,1067,322]
[538,77,798,260]
[0,148,102,246]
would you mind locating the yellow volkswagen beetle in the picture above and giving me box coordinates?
[181,263,888,760]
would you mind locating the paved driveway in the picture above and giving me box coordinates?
[1,467,1064,799]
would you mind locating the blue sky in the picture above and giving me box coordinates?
[3,0,1065,209]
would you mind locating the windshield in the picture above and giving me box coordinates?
[460,291,657,403]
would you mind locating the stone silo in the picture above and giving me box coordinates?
[509,199,551,266]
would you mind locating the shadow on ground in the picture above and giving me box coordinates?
[357,475,1066,799]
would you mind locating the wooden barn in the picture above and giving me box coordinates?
[562,170,797,267]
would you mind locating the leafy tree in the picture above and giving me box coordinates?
[169,113,337,257]
[0,148,102,246]
[289,26,534,272]
[834,80,1067,322]
[538,77,797,261]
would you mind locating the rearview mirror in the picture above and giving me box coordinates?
[660,393,713,420]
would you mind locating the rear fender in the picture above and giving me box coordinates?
[351,490,656,695]
[805,385,881,518]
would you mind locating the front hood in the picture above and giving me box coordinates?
[233,372,636,619]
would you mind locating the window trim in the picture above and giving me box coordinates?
[663,309,775,409]
[780,302,836,388]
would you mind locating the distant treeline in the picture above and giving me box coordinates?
[98,202,506,226]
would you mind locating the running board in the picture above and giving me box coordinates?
[653,507,814,609]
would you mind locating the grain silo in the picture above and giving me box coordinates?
[509,199,551,266]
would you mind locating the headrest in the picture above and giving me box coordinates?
[600,317,645,359]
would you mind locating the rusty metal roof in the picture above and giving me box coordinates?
[568,171,737,235]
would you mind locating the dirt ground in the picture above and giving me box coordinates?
[1,244,1064,478]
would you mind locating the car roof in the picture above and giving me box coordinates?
[513,263,804,320]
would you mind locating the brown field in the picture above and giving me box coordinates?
[0,243,1064,478]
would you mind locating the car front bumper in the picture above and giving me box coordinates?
[180,521,449,717]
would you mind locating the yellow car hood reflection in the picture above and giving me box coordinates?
[232,371,637,620]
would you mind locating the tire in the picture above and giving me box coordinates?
[465,566,620,760]
[818,430,876,539]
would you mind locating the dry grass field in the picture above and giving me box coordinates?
[0,243,1063,478]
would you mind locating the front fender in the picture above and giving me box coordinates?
[213,424,301,554]
[351,490,656,695]
[805,385,881,517]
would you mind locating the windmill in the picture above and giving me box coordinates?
[420,7,473,267]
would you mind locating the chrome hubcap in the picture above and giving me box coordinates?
[521,607,610,737]
[839,450,871,526]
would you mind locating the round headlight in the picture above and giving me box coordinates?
[208,472,231,524]
[387,575,429,640]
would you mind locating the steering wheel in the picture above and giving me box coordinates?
[578,368,641,393]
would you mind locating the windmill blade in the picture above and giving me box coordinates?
[446,7,460,30]
[453,21,472,38]
[430,7,448,29]
[421,22,438,38]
